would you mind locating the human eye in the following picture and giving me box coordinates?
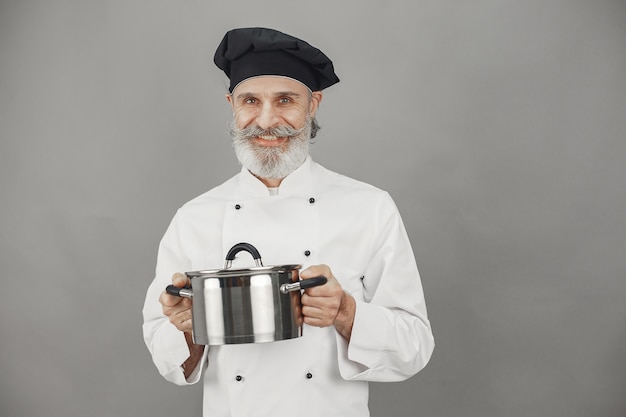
[243,97,257,105]
[277,96,293,105]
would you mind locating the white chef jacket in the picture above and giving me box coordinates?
[143,156,434,417]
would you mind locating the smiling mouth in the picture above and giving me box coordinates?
[254,135,289,146]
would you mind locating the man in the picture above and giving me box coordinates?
[143,27,434,417]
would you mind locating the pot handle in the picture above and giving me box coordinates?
[165,284,193,298]
[280,276,328,294]
[224,242,264,269]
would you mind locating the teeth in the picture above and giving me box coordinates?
[259,135,278,141]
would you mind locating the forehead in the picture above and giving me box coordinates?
[232,75,311,98]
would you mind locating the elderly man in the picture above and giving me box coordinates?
[143,27,434,417]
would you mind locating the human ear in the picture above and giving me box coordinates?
[309,91,323,117]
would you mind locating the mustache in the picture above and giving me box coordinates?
[229,123,307,140]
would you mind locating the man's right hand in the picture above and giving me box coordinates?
[159,273,193,333]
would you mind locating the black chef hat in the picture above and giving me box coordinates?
[214,27,340,93]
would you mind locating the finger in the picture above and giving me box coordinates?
[160,289,193,308]
[168,309,193,332]
[303,278,342,299]
[160,290,182,307]
[300,264,331,280]
[179,319,193,333]
[303,316,329,328]
[302,292,341,310]
[301,305,334,327]
[163,300,192,320]
[171,307,192,323]
[172,272,190,288]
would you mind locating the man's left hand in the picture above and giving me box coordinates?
[300,265,356,341]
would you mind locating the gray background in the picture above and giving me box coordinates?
[1,1,625,416]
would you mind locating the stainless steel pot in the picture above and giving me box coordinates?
[166,242,327,345]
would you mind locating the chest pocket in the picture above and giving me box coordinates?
[221,195,320,267]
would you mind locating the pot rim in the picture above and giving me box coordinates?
[186,264,302,279]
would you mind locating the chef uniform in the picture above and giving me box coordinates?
[142,27,434,417]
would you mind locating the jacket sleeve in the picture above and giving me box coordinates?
[336,192,435,382]
[142,211,208,386]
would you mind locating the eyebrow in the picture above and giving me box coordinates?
[234,91,304,100]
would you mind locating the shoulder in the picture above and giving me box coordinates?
[314,162,391,201]
[175,173,241,216]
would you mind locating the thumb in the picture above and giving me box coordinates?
[172,272,190,288]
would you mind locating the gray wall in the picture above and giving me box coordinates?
[1,1,625,416]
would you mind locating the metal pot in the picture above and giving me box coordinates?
[166,242,327,345]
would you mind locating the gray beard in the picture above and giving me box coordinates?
[230,118,312,180]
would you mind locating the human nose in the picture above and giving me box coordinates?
[255,102,280,130]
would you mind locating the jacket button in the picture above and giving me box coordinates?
[235,375,243,382]
[235,204,241,210]
[306,372,313,379]
[308,197,315,204]
[304,250,311,257]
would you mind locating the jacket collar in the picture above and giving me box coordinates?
[237,156,318,197]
